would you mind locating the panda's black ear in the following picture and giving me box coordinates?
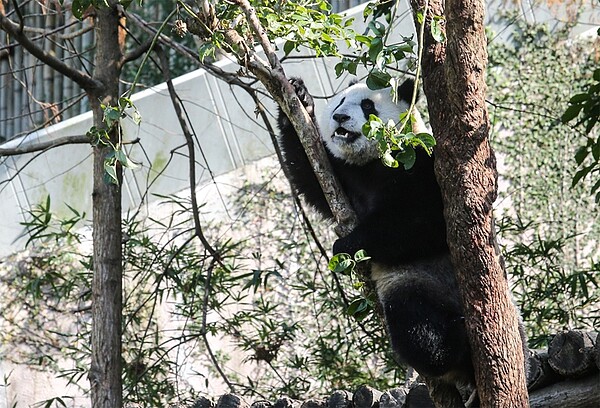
[397,78,418,104]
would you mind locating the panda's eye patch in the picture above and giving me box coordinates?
[361,99,376,114]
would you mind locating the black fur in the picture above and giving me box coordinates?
[276,78,473,384]
[277,78,531,399]
[277,78,447,266]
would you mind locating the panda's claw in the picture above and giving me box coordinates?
[289,77,314,112]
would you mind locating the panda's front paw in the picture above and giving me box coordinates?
[289,77,314,114]
[332,235,359,257]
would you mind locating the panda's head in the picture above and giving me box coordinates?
[319,79,414,166]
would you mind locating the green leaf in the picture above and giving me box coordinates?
[572,165,593,187]
[132,109,142,125]
[328,253,355,275]
[353,249,370,263]
[592,141,600,161]
[116,149,139,169]
[347,298,369,317]
[198,42,216,63]
[396,146,416,170]
[569,93,590,103]
[561,104,583,123]
[348,61,358,76]
[283,40,296,56]
[366,69,391,90]
[416,11,424,25]
[103,157,119,185]
[118,97,133,110]
[368,20,386,36]
[591,177,600,194]
[585,114,599,134]
[431,16,446,43]
[103,106,121,128]
[318,0,330,11]
[574,145,589,165]
[335,258,355,274]
[368,37,383,62]
[363,2,374,19]
[593,68,600,82]
[416,132,436,151]
[355,35,372,46]
[72,0,88,19]
[381,150,398,168]
[321,32,334,43]
[362,115,383,138]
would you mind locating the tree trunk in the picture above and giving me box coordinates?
[88,2,124,407]
[410,0,529,405]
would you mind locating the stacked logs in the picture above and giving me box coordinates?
[191,385,435,408]
[192,330,599,408]
[528,331,599,408]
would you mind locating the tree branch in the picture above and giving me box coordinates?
[0,11,102,92]
[120,36,154,67]
[156,46,228,267]
[126,11,259,91]
[0,135,139,157]
[225,0,358,236]
[0,135,90,156]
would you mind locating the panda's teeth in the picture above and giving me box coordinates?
[335,128,349,138]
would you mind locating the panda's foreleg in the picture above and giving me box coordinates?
[276,78,333,218]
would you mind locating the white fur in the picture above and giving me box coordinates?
[318,83,411,166]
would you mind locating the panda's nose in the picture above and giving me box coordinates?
[333,113,350,123]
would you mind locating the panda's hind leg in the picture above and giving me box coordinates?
[372,262,474,383]
[385,290,472,380]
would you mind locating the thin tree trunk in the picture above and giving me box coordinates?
[88,2,124,407]
[410,0,529,405]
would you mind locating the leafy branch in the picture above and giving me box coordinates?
[184,0,359,236]
[561,52,600,203]
[88,97,141,185]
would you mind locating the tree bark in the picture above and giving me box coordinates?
[1,1,125,405]
[548,331,598,377]
[199,0,359,237]
[528,374,600,408]
[353,384,383,408]
[527,350,562,391]
[410,0,529,405]
[88,2,124,407]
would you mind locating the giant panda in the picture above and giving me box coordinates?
[277,78,532,398]
[276,77,475,387]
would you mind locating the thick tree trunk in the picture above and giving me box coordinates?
[88,3,124,407]
[410,0,529,405]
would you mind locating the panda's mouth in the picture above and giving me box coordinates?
[333,127,361,143]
